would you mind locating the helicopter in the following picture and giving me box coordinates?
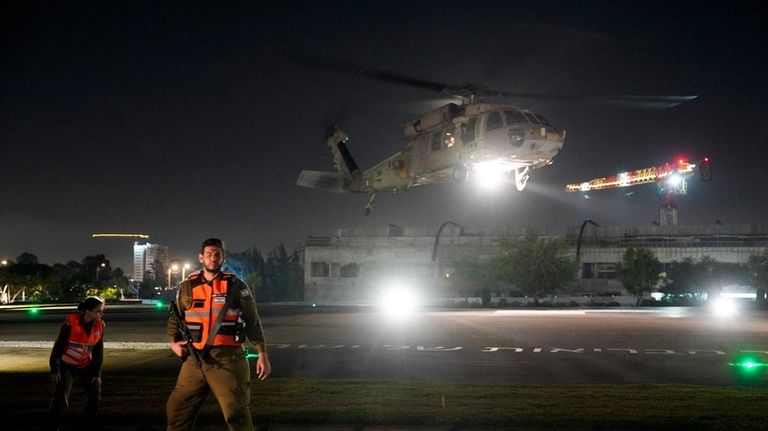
[293,53,697,215]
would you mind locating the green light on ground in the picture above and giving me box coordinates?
[155,301,164,309]
[729,355,768,375]
[28,307,40,316]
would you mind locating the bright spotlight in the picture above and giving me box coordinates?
[379,284,420,319]
[666,173,682,187]
[473,161,510,189]
[711,297,738,318]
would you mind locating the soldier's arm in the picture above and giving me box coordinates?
[236,279,267,354]
[49,321,71,375]
[167,283,191,342]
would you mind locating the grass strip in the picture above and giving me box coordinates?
[4,373,767,430]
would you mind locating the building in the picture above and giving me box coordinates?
[575,224,768,287]
[303,224,768,304]
[132,241,170,282]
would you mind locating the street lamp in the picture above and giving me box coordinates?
[182,263,191,280]
[95,262,106,282]
[576,219,599,263]
[168,263,180,289]
[432,221,464,262]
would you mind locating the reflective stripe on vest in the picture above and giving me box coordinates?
[61,314,103,368]
[184,273,242,350]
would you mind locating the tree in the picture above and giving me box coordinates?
[663,257,750,301]
[6,252,53,301]
[453,257,497,301]
[490,234,578,305]
[661,257,697,296]
[264,244,304,302]
[229,244,304,302]
[229,247,267,301]
[617,247,660,306]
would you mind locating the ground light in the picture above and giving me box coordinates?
[710,296,739,318]
[27,307,40,317]
[378,284,420,320]
[154,300,165,310]
[729,354,768,379]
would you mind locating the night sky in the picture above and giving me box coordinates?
[2,1,766,271]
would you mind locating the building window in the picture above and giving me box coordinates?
[595,263,617,279]
[340,263,359,277]
[310,261,329,277]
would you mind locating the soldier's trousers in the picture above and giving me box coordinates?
[166,346,252,431]
[48,364,100,429]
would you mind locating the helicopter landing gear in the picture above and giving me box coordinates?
[514,167,530,191]
[452,164,468,182]
[363,192,377,216]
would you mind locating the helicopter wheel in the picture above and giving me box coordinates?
[452,164,469,182]
[515,167,530,191]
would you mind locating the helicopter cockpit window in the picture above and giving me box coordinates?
[505,110,528,125]
[522,112,540,125]
[486,112,503,131]
[534,114,550,126]
[431,132,441,151]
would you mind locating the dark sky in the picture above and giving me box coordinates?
[2,1,766,270]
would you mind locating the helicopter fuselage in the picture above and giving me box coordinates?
[352,102,566,192]
[296,102,566,214]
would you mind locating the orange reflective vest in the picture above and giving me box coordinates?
[183,272,242,350]
[61,314,104,368]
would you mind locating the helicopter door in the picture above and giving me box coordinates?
[460,117,477,148]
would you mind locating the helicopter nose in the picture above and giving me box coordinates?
[528,139,563,158]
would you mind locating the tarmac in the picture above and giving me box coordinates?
[40,424,552,431]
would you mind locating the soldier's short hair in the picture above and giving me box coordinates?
[201,238,225,253]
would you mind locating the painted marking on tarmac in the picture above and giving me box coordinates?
[1,341,765,357]
[0,341,169,349]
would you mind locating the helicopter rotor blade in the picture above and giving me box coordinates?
[273,48,697,109]
[478,92,699,109]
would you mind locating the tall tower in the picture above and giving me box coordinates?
[133,242,149,282]
[132,241,169,282]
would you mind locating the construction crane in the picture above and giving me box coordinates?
[565,157,711,226]
[92,233,150,240]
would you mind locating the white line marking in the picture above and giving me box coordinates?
[0,341,168,349]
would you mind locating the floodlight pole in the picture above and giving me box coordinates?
[576,219,599,263]
[432,221,464,263]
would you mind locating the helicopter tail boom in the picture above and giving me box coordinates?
[296,170,350,193]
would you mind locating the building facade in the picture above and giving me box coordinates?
[303,224,768,304]
[132,241,170,282]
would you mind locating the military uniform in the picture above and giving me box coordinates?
[166,270,266,431]
[49,313,105,430]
